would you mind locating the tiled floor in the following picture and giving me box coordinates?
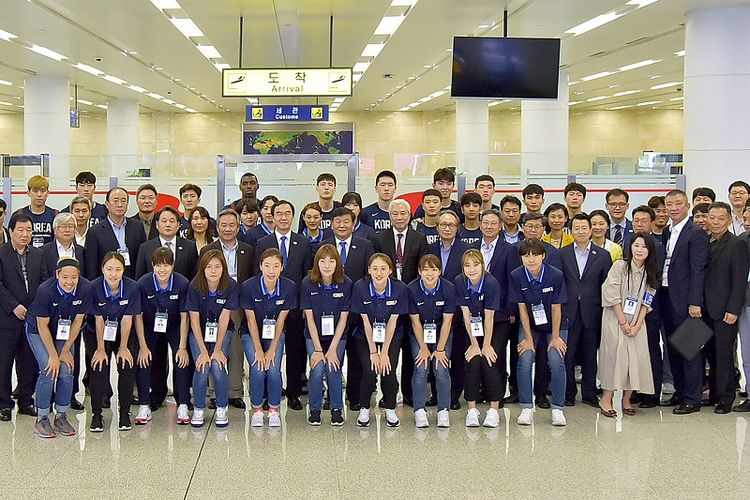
[1,394,749,499]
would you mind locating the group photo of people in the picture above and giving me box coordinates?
[2,168,749,438]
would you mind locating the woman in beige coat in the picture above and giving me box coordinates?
[598,233,660,417]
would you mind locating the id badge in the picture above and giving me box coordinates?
[623,296,639,315]
[321,315,335,337]
[470,316,484,337]
[56,319,72,341]
[119,248,131,266]
[104,320,118,341]
[262,318,276,340]
[531,304,548,326]
[154,312,168,333]
[204,321,218,343]
[372,321,386,343]
[423,322,437,344]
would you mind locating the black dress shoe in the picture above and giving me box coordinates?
[425,396,438,407]
[149,402,161,412]
[0,408,11,421]
[503,393,519,404]
[581,395,600,408]
[208,398,217,410]
[660,395,680,407]
[629,392,643,404]
[17,404,37,417]
[349,402,361,411]
[229,398,246,409]
[70,398,85,411]
[262,400,270,411]
[535,395,550,409]
[714,403,732,414]
[673,404,700,415]
[187,401,194,411]
[378,398,385,408]
[288,397,303,411]
[734,400,750,412]
[564,397,575,407]
[638,396,659,409]
[450,400,461,411]
[701,398,717,407]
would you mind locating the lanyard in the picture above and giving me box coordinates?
[369,278,391,298]
[524,264,545,285]
[260,277,280,299]
[466,275,485,295]
[103,279,123,301]
[627,266,647,295]
[56,281,77,320]
[419,278,440,296]
[152,273,174,293]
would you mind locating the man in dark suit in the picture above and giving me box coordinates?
[374,199,428,405]
[255,200,313,410]
[84,187,147,280]
[202,208,255,409]
[428,211,471,282]
[0,213,49,420]
[560,213,612,407]
[659,189,710,414]
[703,202,749,413]
[606,188,634,248]
[41,212,86,410]
[135,206,198,281]
[324,207,374,410]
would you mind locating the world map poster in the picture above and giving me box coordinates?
[243,130,354,155]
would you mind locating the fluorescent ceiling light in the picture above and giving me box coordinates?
[650,81,681,90]
[185,108,197,113]
[353,62,370,73]
[214,63,230,71]
[581,71,613,81]
[361,43,385,57]
[613,90,640,97]
[0,29,17,41]
[670,97,684,101]
[163,99,176,104]
[197,45,221,59]
[586,96,608,102]
[148,93,164,100]
[0,79,10,86]
[675,50,685,57]
[129,85,147,93]
[619,59,660,72]
[30,45,67,61]
[636,100,662,106]
[626,0,659,7]
[95,104,108,109]
[175,103,187,109]
[565,12,622,36]
[0,101,12,106]
[104,75,126,85]
[391,0,418,6]
[478,24,490,29]
[170,18,204,37]
[150,0,181,9]
[374,16,405,35]
[76,99,93,105]
[568,101,582,106]
[610,105,632,110]
[399,106,410,111]
[75,63,104,76]
[352,74,363,83]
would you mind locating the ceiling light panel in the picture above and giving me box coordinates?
[0,29,17,40]
[374,16,406,36]
[618,59,660,72]
[170,18,204,38]
[30,44,67,61]
[150,0,181,9]
[566,13,622,36]
[196,45,221,59]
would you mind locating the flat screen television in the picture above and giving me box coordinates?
[451,36,561,99]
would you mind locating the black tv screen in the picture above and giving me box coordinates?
[451,37,561,99]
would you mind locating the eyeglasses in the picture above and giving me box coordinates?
[730,191,748,196]
[607,203,628,209]
[438,223,457,229]
[57,224,76,230]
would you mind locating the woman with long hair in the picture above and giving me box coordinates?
[590,209,623,262]
[186,206,216,252]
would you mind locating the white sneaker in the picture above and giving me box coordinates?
[215,406,229,428]
[385,409,400,428]
[176,404,189,425]
[135,405,151,425]
[191,408,205,428]
[251,410,264,427]
[414,409,429,428]
[268,410,282,427]
[517,408,534,426]
[551,409,566,426]
[357,408,370,427]
[483,408,500,428]
[437,409,450,428]
[465,408,480,427]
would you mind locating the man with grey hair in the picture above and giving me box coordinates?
[69,196,92,246]
[374,198,428,407]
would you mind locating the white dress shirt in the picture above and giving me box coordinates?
[662,216,689,286]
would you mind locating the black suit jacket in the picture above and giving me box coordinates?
[254,232,312,285]
[661,219,709,321]
[84,218,147,280]
[202,239,255,284]
[322,236,374,282]
[704,232,749,320]
[0,243,49,329]
[41,240,86,278]
[135,236,199,281]
[559,243,612,329]
[427,239,472,282]
[374,227,428,284]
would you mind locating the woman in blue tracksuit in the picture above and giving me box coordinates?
[350,253,409,428]
[134,246,191,426]
[88,251,142,433]
[300,244,351,427]
[408,254,456,429]
[240,248,296,428]
[185,249,238,429]
[25,257,89,438]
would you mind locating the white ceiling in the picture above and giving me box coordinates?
[0,0,747,115]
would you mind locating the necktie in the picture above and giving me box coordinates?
[280,235,288,267]
[613,225,623,245]
[165,241,172,250]
[339,241,348,265]
[396,233,404,265]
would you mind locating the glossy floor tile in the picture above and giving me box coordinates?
[1,394,749,499]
